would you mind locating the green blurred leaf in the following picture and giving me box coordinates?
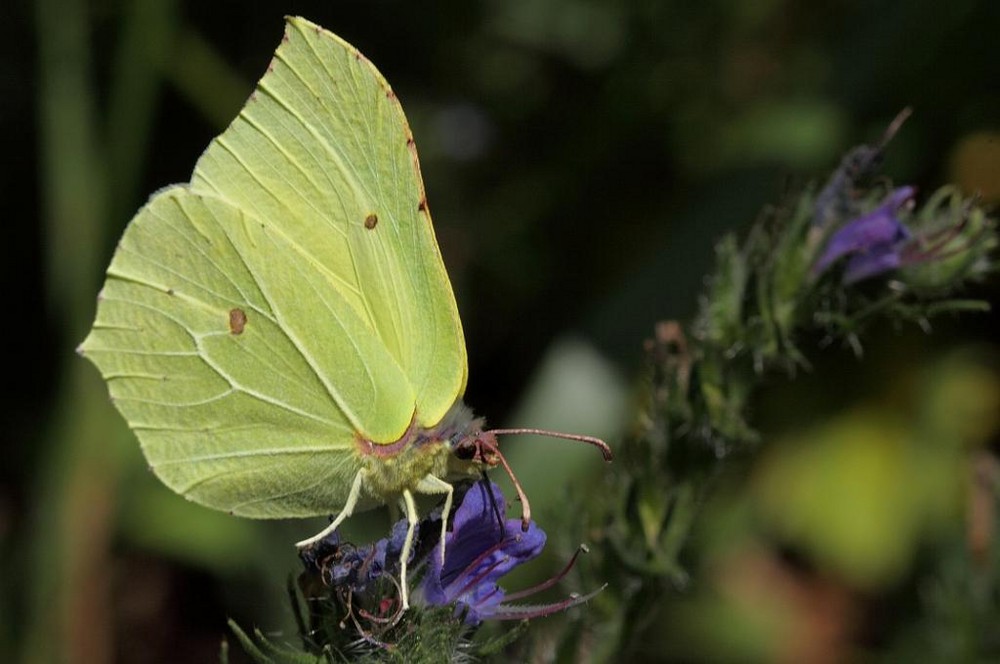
[753,408,964,588]
[119,480,262,575]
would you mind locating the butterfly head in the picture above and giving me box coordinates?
[452,431,501,467]
[441,403,613,531]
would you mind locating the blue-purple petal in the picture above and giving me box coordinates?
[813,186,915,278]
[843,244,904,284]
[423,480,547,624]
[325,517,416,591]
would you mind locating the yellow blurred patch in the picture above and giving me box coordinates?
[752,410,965,589]
[949,131,1000,203]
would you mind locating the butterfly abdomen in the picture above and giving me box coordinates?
[359,438,451,499]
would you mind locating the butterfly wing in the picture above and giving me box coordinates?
[79,17,468,518]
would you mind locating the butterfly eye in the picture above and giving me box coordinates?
[453,439,478,461]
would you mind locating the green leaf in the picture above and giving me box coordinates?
[227,620,324,664]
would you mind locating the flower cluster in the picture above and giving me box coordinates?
[811,183,993,289]
[300,516,415,596]
[297,478,598,652]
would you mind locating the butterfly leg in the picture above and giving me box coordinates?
[294,469,366,548]
[415,474,453,565]
[399,488,420,610]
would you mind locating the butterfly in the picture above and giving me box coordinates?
[79,16,611,609]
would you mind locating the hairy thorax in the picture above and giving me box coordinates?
[357,401,485,501]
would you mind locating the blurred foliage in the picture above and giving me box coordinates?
[659,351,1000,662]
[4,0,998,662]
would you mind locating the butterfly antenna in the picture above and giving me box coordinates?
[486,428,614,462]
[477,437,534,530]
[480,428,614,530]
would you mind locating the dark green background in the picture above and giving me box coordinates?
[4,1,998,661]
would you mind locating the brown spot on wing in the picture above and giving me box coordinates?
[229,308,247,335]
[364,213,379,229]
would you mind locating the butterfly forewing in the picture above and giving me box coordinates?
[191,18,467,430]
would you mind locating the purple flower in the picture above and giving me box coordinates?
[300,479,602,627]
[302,517,415,593]
[813,186,916,284]
[421,480,546,624]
